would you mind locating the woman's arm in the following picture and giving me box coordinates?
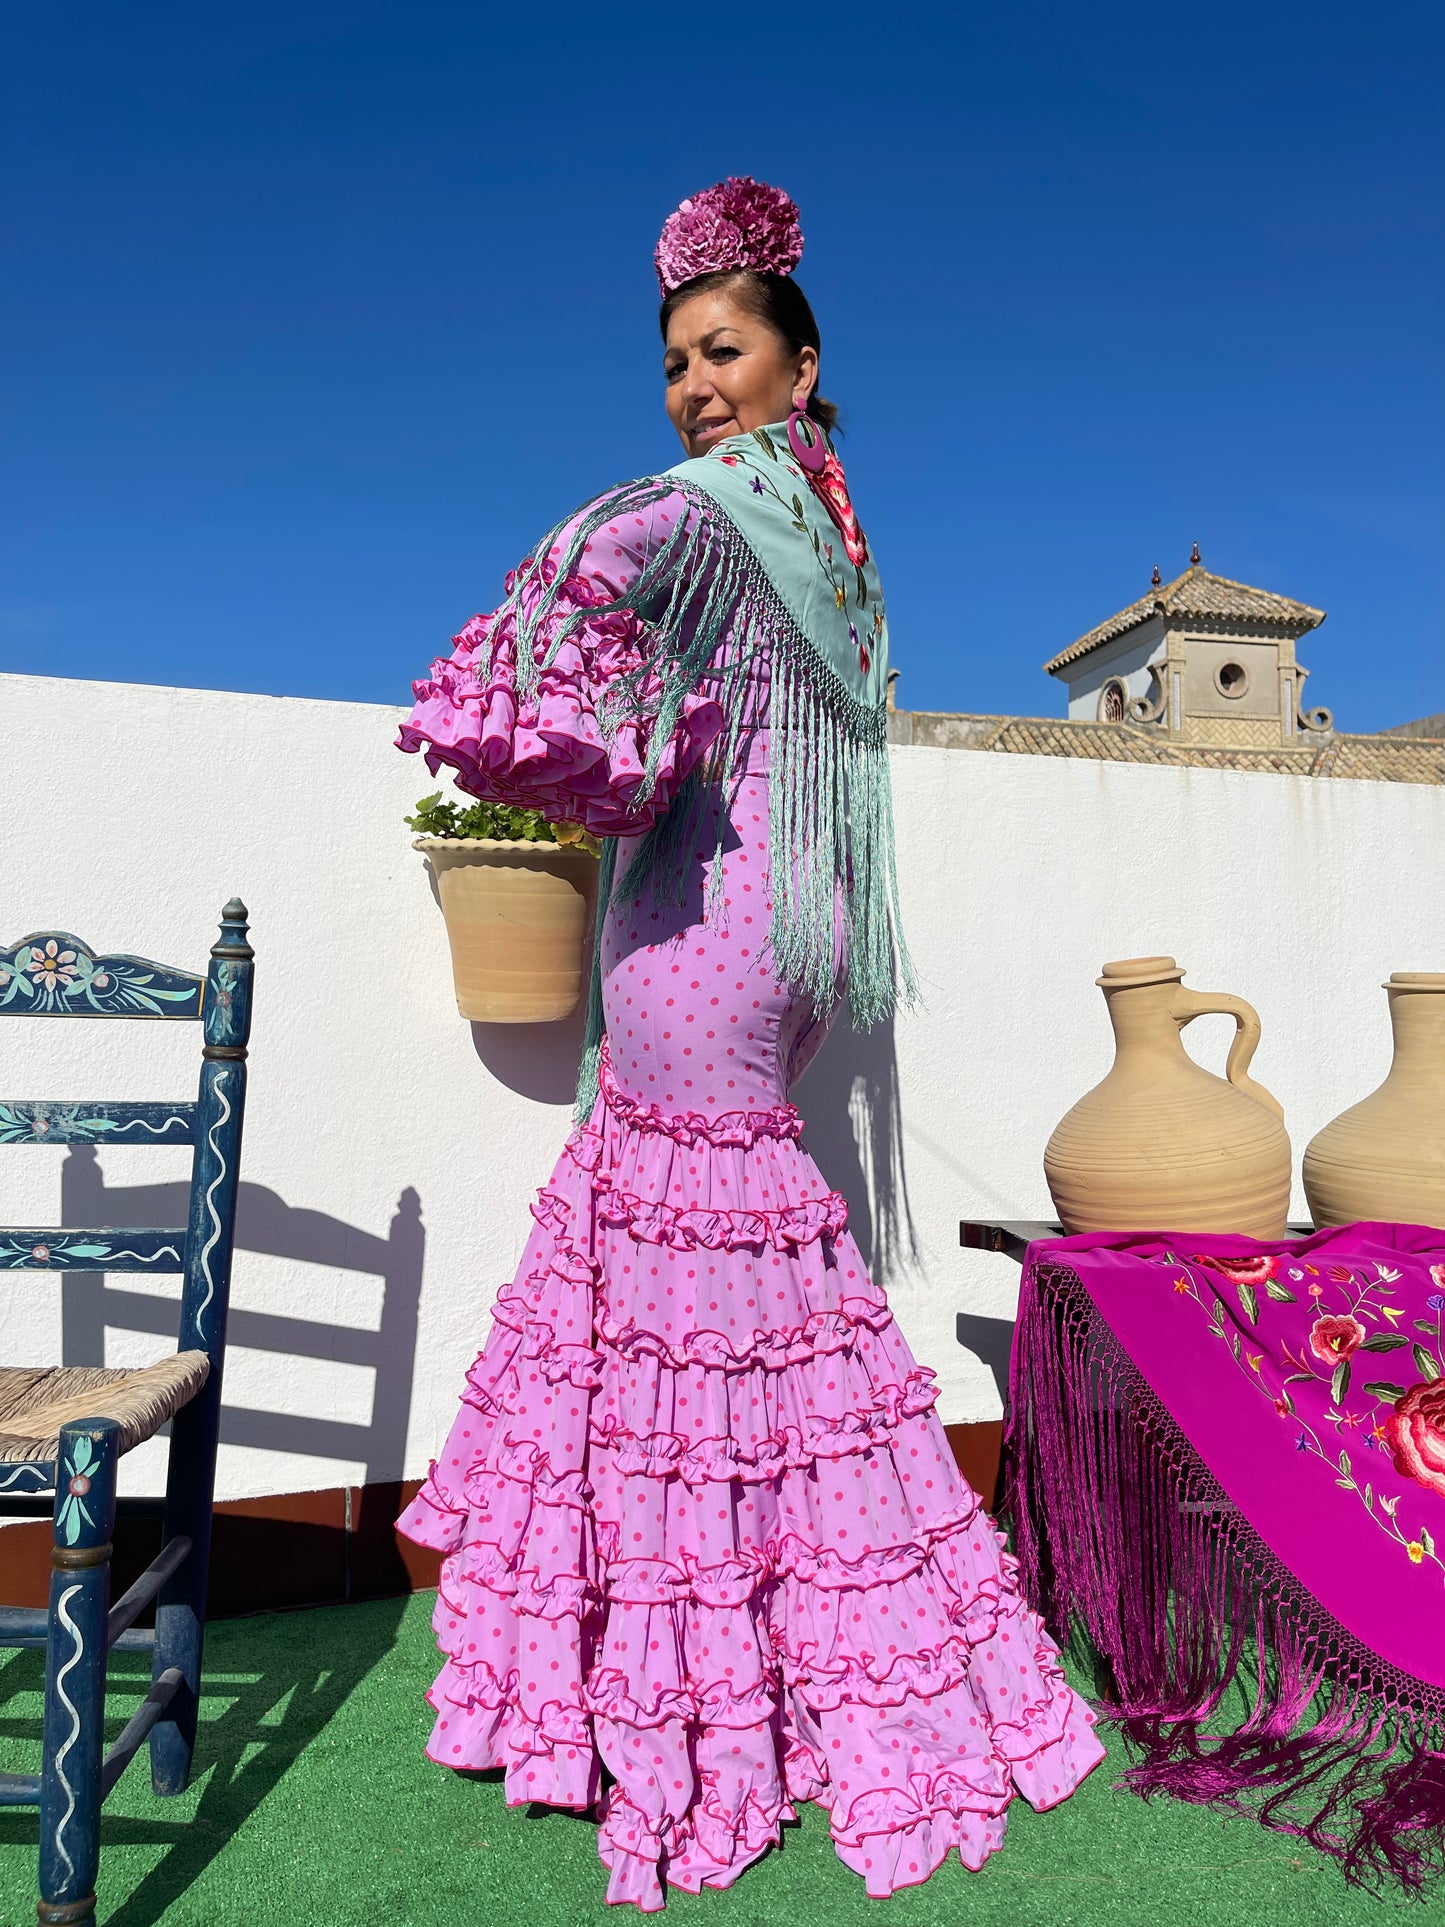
[398,486,723,835]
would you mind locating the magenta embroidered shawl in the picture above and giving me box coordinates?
[1009,1221,1445,1888]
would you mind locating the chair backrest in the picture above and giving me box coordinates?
[0,902,254,1491]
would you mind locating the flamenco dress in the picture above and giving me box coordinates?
[396,485,1104,1909]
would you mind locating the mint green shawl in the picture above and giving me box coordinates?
[496,421,914,1116]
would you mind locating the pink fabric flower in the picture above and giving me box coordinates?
[1308,1314,1367,1365]
[654,176,804,295]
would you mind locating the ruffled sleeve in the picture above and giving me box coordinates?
[397,486,725,836]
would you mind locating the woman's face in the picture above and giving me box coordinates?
[663,288,817,459]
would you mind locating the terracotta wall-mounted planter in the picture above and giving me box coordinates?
[1303,972,1445,1229]
[417,838,598,1024]
[1044,955,1291,1238]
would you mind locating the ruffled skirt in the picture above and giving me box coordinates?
[398,1064,1103,1909]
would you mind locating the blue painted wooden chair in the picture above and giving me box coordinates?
[0,900,253,1927]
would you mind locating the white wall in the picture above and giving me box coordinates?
[3,671,1442,1504]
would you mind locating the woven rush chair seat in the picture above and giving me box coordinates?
[0,1354,210,1465]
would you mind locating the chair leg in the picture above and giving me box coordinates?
[149,1377,218,1796]
[38,1419,120,1927]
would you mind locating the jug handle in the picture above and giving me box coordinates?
[1171,988,1285,1121]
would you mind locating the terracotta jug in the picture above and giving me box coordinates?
[1044,956,1291,1237]
[1302,973,1445,1229]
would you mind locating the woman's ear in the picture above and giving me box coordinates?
[791,344,819,411]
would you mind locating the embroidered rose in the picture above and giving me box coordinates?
[810,450,869,566]
[1386,1379,1445,1498]
[1308,1314,1366,1365]
[1196,1252,1279,1285]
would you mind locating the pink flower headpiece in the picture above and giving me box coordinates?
[654,176,804,297]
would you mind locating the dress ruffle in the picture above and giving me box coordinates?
[398,1059,1104,1909]
[397,556,724,836]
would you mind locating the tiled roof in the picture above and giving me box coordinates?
[1044,565,1326,674]
[887,710,1445,784]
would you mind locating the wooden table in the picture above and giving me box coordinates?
[959,1218,1316,1263]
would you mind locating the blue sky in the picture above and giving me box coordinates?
[4,2,1441,729]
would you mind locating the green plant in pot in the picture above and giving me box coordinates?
[408,791,600,1023]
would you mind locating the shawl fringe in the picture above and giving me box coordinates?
[1008,1259,1445,1891]
[484,474,914,1121]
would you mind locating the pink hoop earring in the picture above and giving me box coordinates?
[786,401,827,474]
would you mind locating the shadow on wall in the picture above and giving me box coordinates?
[470,999,588,1106]
[794,1010,920,1288]
[60,1148,424,1491]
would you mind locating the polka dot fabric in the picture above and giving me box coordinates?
[397,530,1103,1909]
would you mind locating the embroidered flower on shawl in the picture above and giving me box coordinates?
[1386,1379,1445,1498]
[1195,1251,1279,1286]
[812,449,869,566]
[1308,1314,1367,1365]
[654,177,803,295]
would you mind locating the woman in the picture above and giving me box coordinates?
[397,177,1102,1910]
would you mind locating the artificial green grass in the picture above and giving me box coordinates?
[0,1592,1419,1925]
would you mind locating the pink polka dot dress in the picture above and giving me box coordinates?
[397,491,1103,1910]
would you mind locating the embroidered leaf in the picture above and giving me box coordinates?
[1360,1333,1410,1353]
[1237,1282,1260,1324]
[1414,1320,1441,1337]
[1363,1381,1407,1404]
[1423,1528,1437,1559]
[1412,1345,1441,1383]
[1212,1296,1227,1325]
[1364,1483,1373,1509]
[791,495,806,519]
[1279,1388,1295,1415]
[1264,1280,1297,1302]
[1337,1449,1352,1478]
[1331,1360,1351,1405]
[1283,1372,1317,1387]
[1230,1331,1243,1362]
